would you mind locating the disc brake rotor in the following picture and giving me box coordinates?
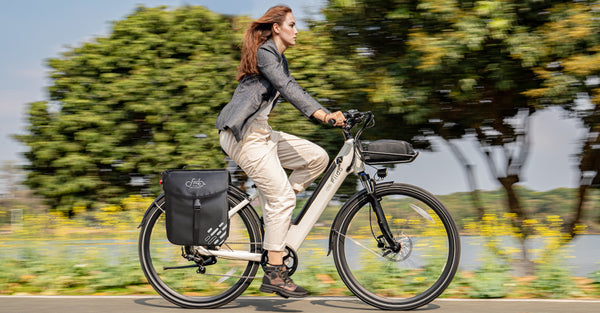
[383,233,412,262]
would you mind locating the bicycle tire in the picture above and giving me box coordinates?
[138,186,262,309]
[331,183,460,310]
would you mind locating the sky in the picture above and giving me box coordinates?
[0,0,588,195]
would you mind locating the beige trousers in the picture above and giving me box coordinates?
[220,120,329,251]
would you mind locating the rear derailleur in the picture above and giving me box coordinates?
[163,246,217,273]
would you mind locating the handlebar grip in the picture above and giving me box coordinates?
[328,119,336,126]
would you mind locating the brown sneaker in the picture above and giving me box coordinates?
[259,264,308,298]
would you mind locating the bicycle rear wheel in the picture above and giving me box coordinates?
[331,183,460,310]
[138,187,262,308]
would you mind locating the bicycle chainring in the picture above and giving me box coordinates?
[260,246,299,276]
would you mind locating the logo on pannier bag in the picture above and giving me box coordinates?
[185,178,206,189]
[205,222,228,245]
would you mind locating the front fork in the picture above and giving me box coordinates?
[359,173,401,253]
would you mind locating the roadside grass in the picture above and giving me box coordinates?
[1,196,598,298]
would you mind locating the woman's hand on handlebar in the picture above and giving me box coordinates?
[325,111,346,127]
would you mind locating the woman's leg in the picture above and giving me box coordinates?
[220,123,296,252]
[221,125,308,298]
[273,130,329,194]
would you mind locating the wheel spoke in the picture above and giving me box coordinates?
[333,229,386,258]
[409,204,434,223]
[216,268,240,285]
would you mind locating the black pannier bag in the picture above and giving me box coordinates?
[362,139,417,165]
[162,169,230,246]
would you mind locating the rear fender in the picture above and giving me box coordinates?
[137,193,165,229]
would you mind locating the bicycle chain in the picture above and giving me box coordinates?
[188,242,299,281]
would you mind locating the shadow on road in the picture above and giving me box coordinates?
[134,297,308,312]
[133,297,307,312]
[133,297,179,309]
[133,296,441,312]
[230,298,305,312]
[309,299,439,311]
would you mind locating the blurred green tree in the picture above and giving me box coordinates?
[521,1,600,236]
[17,6,244,213]
[323,0,599,273]
[16,5,364,213]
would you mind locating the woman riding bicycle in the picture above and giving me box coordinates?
[215,5,345,298]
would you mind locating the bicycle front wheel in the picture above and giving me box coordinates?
[138,187,262,308]
[331,183,460,310]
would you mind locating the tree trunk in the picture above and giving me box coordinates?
[445,139,486,220]
[565,185,587,240]
[497,176,526,220]
[515,237,536,276]
[569,123,600,240]
[497,174,537,275]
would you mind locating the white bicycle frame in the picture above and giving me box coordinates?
[195,138,364,262]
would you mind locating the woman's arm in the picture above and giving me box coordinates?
[312,109,346,127]
[257,42,327,118]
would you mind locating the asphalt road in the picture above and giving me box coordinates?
[1,296,599,313]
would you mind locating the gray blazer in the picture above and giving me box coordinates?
[215,39,330,141]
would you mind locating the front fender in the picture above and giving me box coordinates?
[327,181,394,255]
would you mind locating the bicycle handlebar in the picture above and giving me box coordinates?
[326,109,372,128]
[339,109,373,141]
[343,109,367,125]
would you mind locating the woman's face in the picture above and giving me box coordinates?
[275,12,298,49]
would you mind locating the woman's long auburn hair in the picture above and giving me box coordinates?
[236,5,292,81]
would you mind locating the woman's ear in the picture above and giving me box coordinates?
[272,23,280,35]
